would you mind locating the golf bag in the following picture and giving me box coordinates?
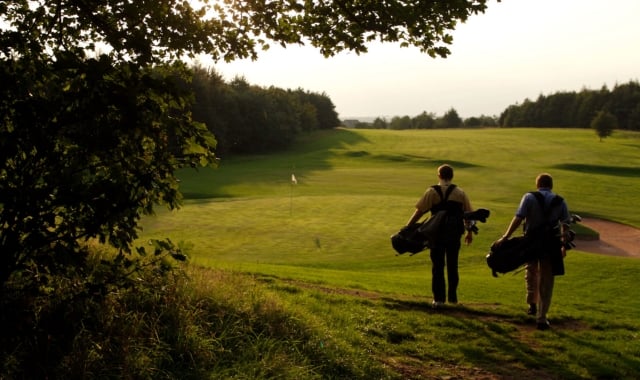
[487,191,578,277]
[486,236,538,276]
[391,223,429,254]
[391,187,490,255]
[391,185,459,255]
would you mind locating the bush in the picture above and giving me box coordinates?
[0,247,363,379]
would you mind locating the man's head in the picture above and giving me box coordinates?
[536,173,553,189]
[437,164,454,181]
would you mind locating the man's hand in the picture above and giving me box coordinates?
[464,232,473,245]
[493,236,508,247]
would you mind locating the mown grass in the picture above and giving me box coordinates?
[135,127,640,379]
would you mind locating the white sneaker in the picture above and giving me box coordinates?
[432,301,445,309]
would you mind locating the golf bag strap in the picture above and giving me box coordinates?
[530,191,564,226]
[432,184,456,204]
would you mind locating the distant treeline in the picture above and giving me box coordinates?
[343,109,497,130]
[191,67,639,155]
[349,80,640,131]
[499,81,640,129]
[191,66,340,155]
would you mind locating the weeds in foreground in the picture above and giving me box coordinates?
[0,249,392,379]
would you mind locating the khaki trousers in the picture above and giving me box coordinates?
[525,256,555,324]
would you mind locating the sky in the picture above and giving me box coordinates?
[205,0,640,120]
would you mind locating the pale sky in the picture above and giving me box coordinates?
[206,0,640,120]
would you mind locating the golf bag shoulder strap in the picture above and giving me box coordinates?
[432,184,456,203]
[430,185,459,214]
[529,191,564,217]
[530,191,545,213]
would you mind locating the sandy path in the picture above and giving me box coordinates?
[573,217,640,258]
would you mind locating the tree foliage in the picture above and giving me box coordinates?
[389,115,413,130]
[499,81,640,129]
[1,0,494,63]
[591,110,617,141]
[350,108,480,130]
[413,111,437,129]
[438,107,463,128]
[0,1,500,375]
[190,67,340,155]
[0,0,497,310]
[464,114,497,127]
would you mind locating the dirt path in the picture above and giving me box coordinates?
[574,217,640,258]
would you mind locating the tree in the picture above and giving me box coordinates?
[497,82,640,130]
[389,115,413,130]
[0,0,497,286]
[539,92,578,127]
[372,117,389,129]
[438,108,463,128]
[575,87,609,128]
[591,110,617,141]
[413,111,437,129]
[303,91,340,130]
[629,103,640,131]
[608,81,640,130]
[464,114,497,127]
[190,72,337,154]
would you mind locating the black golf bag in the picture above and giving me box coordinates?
[486,236,537,276]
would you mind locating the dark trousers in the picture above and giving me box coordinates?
[430,239,461,303]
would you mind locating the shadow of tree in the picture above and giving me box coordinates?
[179,128,480,199]
[263,275,639,379]
[553,163,640,178]
[378,297,638,379]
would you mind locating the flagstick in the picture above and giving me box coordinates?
[290,173,297,216]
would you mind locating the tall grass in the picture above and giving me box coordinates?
[1,247,389,379]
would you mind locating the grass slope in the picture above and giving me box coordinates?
[140,128,640,379]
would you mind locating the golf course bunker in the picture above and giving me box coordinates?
[575,218,640,258]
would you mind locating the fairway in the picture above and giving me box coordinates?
[139,128,640,378]
[140,128,640,290]
[141,127,640,270]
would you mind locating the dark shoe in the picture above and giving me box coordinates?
[527,304,537,315]
[536,321,551,331]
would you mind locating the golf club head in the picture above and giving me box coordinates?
[464,208,490,223]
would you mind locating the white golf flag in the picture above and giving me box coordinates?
[291,173,297,184]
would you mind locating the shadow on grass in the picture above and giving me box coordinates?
[379,300,607,378]
[179,128,369,199]
[263,275,640,379]
[553,163,640,177]
[380,298,639,379]
[554,328,640,379]
[339,151,481,169]
[179,128,479,200]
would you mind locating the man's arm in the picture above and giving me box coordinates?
[497,216,524,243]
[462,193,474,230]
[406,209,426,226]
